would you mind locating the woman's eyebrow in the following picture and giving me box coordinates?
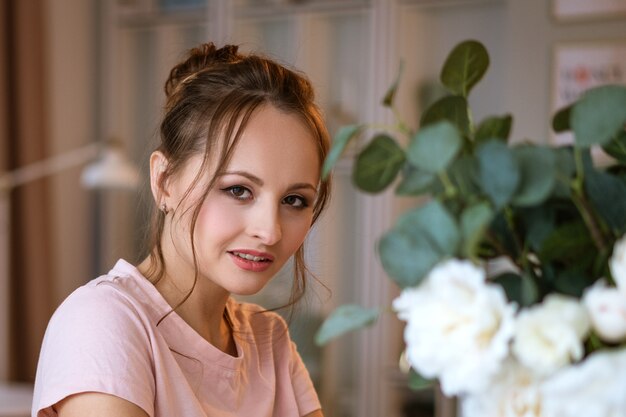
[288,183,318,193]
[220,170,263,185]
[220,171,317,193]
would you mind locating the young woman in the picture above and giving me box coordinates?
[32,43,331,417]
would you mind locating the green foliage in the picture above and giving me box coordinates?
[407,121,462,173]
[322,124,363,179]
[460,202,493,259]
[353,134,405,193]
[314,305,379,346]
[382,61,404,107]
[511,146,557,207]
[475,114,513,144]
[440,40,489,98]
[396,165,436,195]
[420,95,471,135]
[571,85,626,148]
[602,130,626,164]
[317,38,626,347]
[552,105,572,133]
[492,272,538,307]
[585,168,626,234]
[380,201,460,287]
[477,141,520,208]
[408,369,433,391]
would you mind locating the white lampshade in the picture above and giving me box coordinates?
[81,144,140,190]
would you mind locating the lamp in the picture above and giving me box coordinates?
[0,139,139,416]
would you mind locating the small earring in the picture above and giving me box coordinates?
[160,203,169,214]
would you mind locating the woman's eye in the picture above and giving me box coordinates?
[283,195,308,208]
[224,186,252,200]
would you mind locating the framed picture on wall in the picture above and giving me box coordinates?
[553,0,626,21]
[552,41,626,146]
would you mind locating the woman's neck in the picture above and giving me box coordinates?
[137,257,237,356]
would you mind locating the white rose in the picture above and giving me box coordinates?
[393,259,516,396]
[512,295,590,377]
[584,281,626,343]
[462,357,544,417]
[610,235,626,291]
[541,349,626,417]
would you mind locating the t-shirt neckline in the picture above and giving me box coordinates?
[108,259,245,371]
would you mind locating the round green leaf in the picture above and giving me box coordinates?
[511,146,557,207]
[420,95,471,136]
[396,200,460,256]
[448,155,480,198]
[602,129,626,164]
[540,221,596,264]
[440,40,490,97]
[322,124,363,179]
[395,166,436,196]
[353,134,405,193]
[379,229,441,288]
[407,121,462,173]
[315,305,379,346]
[552,105,572,133]
[571,85,626,148]
[475,114,513,144]
[520,206,556,252]
[477,141,520,208]
[554,269,595,298]
[408,369,433,391]
[382,61,404,108]
[553,147,576,198]
[585,169,626,233]
[461,202,493,258]
[492,272,538,307]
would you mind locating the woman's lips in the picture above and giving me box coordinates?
[228,250,274,272]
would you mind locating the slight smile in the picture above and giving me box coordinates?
[228,250,275,272]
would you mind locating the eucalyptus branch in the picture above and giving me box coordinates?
[484,230,518,266]
[438,171,457,199]
[571,190,608,252]
[568,147,609,251]
[391,106,413,137]
[503,207,524,262]
[572,147,585,194]
[368,122,412,137]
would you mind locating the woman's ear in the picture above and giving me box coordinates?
[149,151,170,209]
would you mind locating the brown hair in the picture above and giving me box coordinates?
[145,43,331,315]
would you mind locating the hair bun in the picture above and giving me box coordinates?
[164,43,241,98]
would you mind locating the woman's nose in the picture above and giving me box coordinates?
[249,203,282,245]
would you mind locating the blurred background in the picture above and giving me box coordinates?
[2,0,626,416]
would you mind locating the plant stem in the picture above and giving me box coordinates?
[438,171,457,199]
[368,122,412,137]
[571,191,607,252]
[484,231,517,265]
[572,147,585,194]
[569,146,608,251]
[392,106,412,136]
[504,207,523,261]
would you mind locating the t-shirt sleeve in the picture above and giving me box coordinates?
[288,338,321,416]
[32,283,155,417]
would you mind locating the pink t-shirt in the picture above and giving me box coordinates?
[32,259,321,417]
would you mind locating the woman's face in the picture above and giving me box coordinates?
[163,105,320,296]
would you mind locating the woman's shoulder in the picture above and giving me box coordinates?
[34,266,158,417]
[47,262,163,343]
[52,260,166,327]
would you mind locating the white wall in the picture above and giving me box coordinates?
[397,0,626,147]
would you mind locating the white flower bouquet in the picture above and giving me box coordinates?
[316,40,626,416]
